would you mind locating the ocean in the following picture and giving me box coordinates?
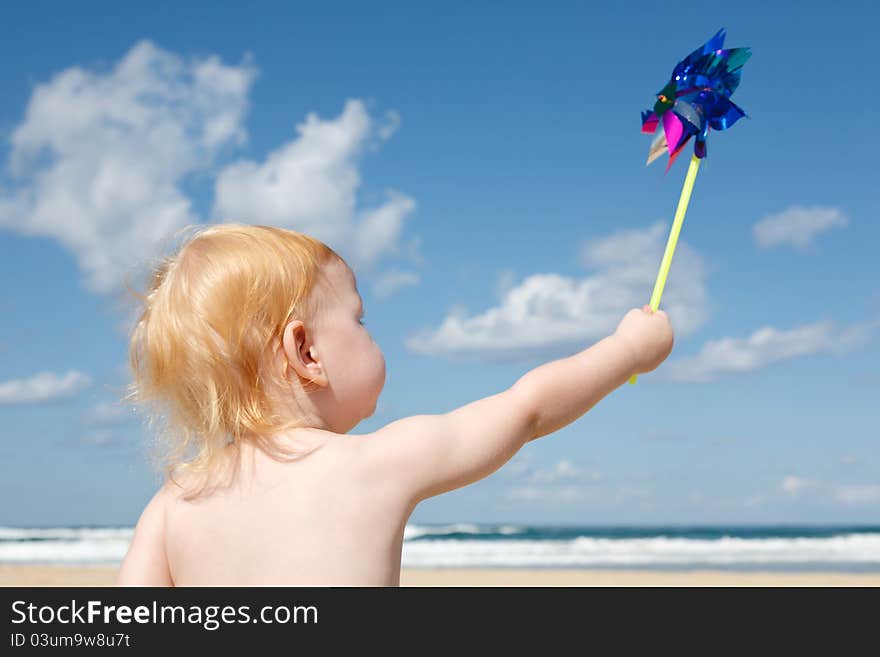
[3,524,880,571]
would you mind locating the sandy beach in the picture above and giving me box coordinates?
[2,565,879,586]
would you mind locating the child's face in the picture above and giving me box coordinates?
[310,258,386,426]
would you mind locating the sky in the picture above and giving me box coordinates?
[0,0,878,527]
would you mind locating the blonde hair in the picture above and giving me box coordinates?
[125,223,342,499]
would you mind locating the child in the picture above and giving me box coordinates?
[117,223,673,585]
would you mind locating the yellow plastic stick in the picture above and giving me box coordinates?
[629,153,701,385]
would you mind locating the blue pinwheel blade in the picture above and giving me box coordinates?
[708,98,746,131]
[641,27,750,166]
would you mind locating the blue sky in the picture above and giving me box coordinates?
[1,0,878,527]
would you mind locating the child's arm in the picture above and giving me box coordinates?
[115,487,173,586]
[358,330,643,504]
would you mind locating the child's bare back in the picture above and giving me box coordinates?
[117,224,673,586]
[163,430,411,586]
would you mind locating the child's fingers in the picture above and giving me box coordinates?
[642,304,653,313]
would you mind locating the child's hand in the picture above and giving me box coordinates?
[613,305,674,375]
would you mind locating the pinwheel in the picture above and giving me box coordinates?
[630,28,751,384]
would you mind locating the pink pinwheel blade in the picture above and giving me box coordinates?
[642,112,660,134]
[665,135,691,173]
[662,112,685,155]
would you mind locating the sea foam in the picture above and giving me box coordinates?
[3,525,879,569]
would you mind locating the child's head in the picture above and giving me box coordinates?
[126,223,385,495]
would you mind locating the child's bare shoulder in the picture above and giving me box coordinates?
[349,387,534,502]
[116,484,174,585]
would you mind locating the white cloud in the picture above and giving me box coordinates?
[553,459,580,479]
[80,400,138,426]
[372,269,420,300]
[833,485,880,505]
[502,456,603,500]
[406,220,708,359]
[753,205,848,250]
[0,370,91,405]
[508,485,587,504]
[352,191,417,266]
[781,475,814,497]
[0,40,258,294]
[774,476,880,506]
[507,481,644,506]
[661,317,880,383]
[376,109,401,141]
[212,98,417,272]
[514,458,600,485]
[0,44,419,301]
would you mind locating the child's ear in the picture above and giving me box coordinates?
[282,320,329,389]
